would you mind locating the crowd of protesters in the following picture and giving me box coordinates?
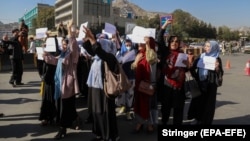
[0,18,224,141]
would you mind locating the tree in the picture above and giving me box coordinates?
[135,16,150,27]
[36,7,55,30]
[30,18,37,35]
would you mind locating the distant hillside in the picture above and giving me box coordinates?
[112,0,250,32]
[112,0,167,18]
[237,26,250,33]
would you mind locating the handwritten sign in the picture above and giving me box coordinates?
[78,22,88,39]
[36,47,44,60]
[36,28,48,39]
[125,22,136,34]
[175,53,188,67]
[127,26,156,43]
[197,56,216,70]
[44,37,56,52]
[104,22,116,35]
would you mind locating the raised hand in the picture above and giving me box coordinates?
[162,19,173,29]
[83,26,96,45]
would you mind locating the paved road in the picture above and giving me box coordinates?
[0,53,250,141]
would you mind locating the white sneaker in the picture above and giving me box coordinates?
[190,119,201,125]
[118,106,125,114]
[126,112,132,120]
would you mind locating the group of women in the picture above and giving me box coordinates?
[37,18,224,141]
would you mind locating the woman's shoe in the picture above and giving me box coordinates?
[91,136,103,141]
[131,124,143,134]
[147,125,154,134]
[40,120,48,126]
[84,115,93,124]
[54,127,66,140]
[74,116,82,130]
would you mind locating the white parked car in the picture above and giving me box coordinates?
[243,43,250,54]
[189,42,204,48]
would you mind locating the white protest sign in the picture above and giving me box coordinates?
[36,47,44,60]
[197,56,216,70]
[36,28,48,39]
[125,22,136,34]
[102,29,112,39]
[44,37,56,52]
[78,22,88,39]
[104,22,116,35]
[127,26,155,43]
[175,53,188,67]
[57,37,63,51]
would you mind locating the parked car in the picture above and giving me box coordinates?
[243,42,250,54]
[189,42,204,48]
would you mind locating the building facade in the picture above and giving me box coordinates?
[20,3,54,33]
[55,0,134,29]
[20,3,54,28]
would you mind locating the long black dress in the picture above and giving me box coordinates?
[77,55,91,97]
[39,63,58,123]
[84,41,119,141]
[188,57,224,124]
[39,36,61,124]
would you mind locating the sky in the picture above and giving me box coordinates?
[0,0,249,28]
[128,0,250,28]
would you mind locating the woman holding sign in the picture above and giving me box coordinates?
[43,20,81,139]
[188,40,224,125]
[157,19,187,125]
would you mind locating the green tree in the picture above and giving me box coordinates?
[135,16,150,27]
[29,18,37,35]
[36,7,55,30]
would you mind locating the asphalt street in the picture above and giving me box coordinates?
[0,52,250,141]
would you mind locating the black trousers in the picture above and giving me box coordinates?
[161,85,185,125]
[9,59,23,83]
[188,81,218,124]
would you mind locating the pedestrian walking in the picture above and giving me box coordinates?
[3,28,24,87]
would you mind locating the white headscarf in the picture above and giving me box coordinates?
[86,38,116,89]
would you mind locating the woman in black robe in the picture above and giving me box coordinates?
[39,36,61,125]
[83,27,120,141]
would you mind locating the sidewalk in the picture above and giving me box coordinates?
[0,69,157,141]
[1,54,250,140]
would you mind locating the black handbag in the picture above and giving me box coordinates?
[185,72,201,98]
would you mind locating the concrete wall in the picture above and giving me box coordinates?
[0,54,37,72]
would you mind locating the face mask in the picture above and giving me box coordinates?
[155,46,158,52]
[71,26,76,32]
[126,46,131,51]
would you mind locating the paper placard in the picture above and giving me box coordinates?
[122,50,136,64]
[78,22,88,39]
[36,47,44,60]
[175,53,188,67]
[44,37,56,52]
[36,28,48,39]
[127,26,156,43]
[104,22,116,35]
[197,56,216,70]
[125,22,136,34]
[102,29,112,39]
